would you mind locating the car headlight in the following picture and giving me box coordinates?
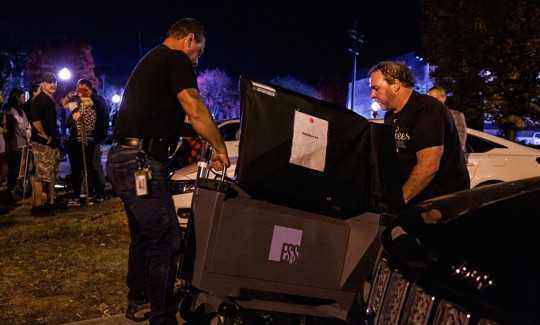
[367,257,502,325]
[169,179,196,195]
[433,300,470,325]
[400,283,435,325]
[367,258,392,318]
[377,269,409,324]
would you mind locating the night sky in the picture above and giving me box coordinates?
[1,0,424,87]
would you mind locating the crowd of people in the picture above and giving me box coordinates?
[0,73,110,216]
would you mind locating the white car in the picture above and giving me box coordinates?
[466,128,540,187]
[169,119,240,227]
[169,122,540,226]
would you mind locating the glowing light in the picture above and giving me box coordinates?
[371,102,380,111]
[58,68,71,81]
[112,94,121,104]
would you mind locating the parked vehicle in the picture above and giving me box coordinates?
[169,119,240,227]
[364,176,540,325]
[466,128,540,187]
[515,132,540,146]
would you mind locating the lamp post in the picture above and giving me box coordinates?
[111,94,121,114]
[371,102,380,119]
[111,94,121,129]
[112,94,121,106]
[348,20,364,111]
[58,67,71,135]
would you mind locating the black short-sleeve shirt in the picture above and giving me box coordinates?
[113,44,198,143]
[29,92,58,146]
[385,91,470,204]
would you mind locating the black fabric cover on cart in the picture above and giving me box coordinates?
[366,122,405,214]
[236,76,371,218]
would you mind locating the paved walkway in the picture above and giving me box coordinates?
[61,314,185,325]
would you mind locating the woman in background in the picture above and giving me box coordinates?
[4,88,31,204]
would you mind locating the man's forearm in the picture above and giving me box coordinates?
[402,146,443,204]
[32,121,52,144]
[32,121,47,137]
[189,109,227,154]
[402,167,436,204]
[178,88,228,155]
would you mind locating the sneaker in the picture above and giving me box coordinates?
[31,205,55,217]
[45,201,67,210]
[125,300,150,322]
[79,197,94,206]
[90,195,106,203]
[66,199,81,207]
[0,205,9,215]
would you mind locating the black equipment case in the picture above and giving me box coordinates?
[179,77,402,322]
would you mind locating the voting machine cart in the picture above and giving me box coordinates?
[178,76,402,323]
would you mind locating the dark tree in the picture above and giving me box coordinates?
[316,72,348,107]
[197,69,239,120]
[270,75,319,99]
[0,50,27,93]
[420,0,540,138]
[26,37,98,98]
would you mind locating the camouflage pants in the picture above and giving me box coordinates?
[32,143,57,183]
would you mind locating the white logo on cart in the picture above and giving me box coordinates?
[268,225,302,264]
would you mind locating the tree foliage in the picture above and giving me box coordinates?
[26,37,98,98]
[0,50,27,93]
[316,72,348,107]
[197,69,239,120]
[420,0,540,136]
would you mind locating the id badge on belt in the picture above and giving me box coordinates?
[135,155,153,196]
[134,170,148,196]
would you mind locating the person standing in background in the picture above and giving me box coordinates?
[3,88,31,204]
[0,90,9,215]
[428,86,467,153]
[22,84,41,117]
[29,72,60,216]
[20,84,41,199]
[61,79,108,203]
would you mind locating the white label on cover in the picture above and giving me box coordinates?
[268,225,302,264]
[290,111,328,172]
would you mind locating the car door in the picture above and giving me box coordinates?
[465,132,505,187]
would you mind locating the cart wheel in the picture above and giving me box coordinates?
[179,294,205,322]
[304,316,346,325]
[216,302,240,325]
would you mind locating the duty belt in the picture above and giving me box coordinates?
[115,137,147,150]
[114,137,172,161]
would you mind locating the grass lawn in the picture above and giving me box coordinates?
[0,194,131,324]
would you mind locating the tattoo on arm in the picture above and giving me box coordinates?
[185,88,201,100]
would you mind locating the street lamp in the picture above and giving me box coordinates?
[58,68,71,81]
[58,67,71,135]
[371,102,380,119]
[111,94,122,129]
[112,94,121,105]
[111,94,121,113]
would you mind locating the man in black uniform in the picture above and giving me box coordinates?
[369,61,469,206]
[106,18,230,324]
